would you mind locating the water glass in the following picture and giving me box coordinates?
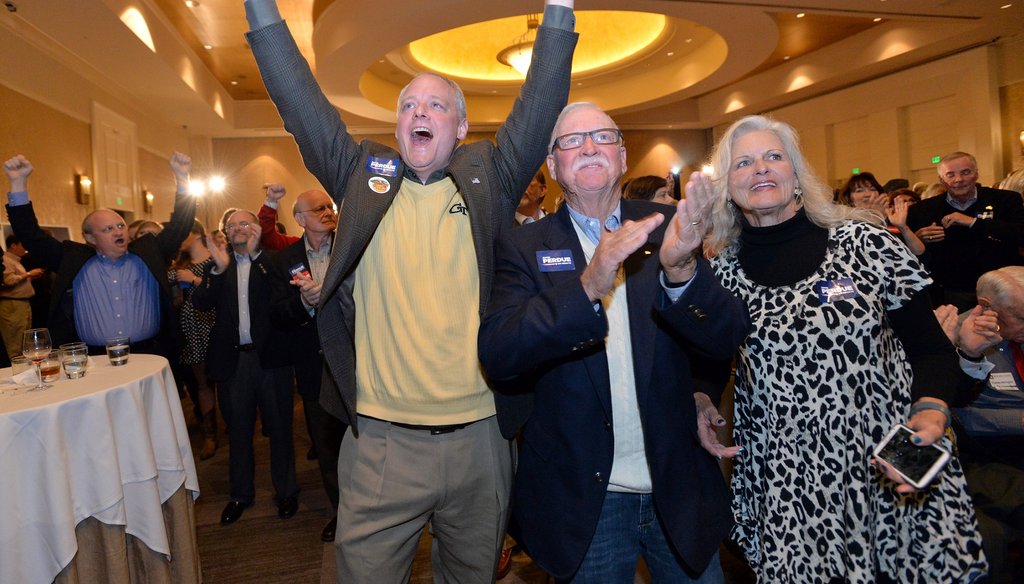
[105,336,131,366]
[59,342,89,379]
[11,355,32,377]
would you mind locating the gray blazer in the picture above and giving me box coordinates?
[247,20,578,433]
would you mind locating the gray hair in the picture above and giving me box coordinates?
[976,266,1024,308]
[397,73,467,121]
[702,115,880,256]
[939,151,978,171]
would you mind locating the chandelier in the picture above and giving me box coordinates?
[497,14,540,75]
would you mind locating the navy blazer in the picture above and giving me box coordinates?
[190,251,291,382]
[479,200,751,579]
[270,236,325,400]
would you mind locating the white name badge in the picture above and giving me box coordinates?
[989,372,1021,392]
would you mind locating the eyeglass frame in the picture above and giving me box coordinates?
[550,128,622,152]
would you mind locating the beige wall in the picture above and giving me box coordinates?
[0,84,93,239]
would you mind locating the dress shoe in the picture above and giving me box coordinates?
[321,517,337,543]
[220,501,252,525]
[278,496,298,519]
[496,546,513,580]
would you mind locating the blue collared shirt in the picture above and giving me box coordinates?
[946,189,978,212]
[566,201,695,301]
[73,252,160,345]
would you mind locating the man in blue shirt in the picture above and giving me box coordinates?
[3,154,196,356]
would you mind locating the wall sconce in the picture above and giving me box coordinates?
[75,174,92,205]
[143,190,154,213]
[1019,130,1023,155]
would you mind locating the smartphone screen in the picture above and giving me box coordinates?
[873,424,950,488]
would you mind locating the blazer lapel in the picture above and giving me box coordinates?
[621,201,667,404]
[449,150,494,313]
[545,206,613,421]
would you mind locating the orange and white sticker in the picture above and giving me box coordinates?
[368,176,391,194]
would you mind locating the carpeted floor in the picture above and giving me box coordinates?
[185,394,756,583]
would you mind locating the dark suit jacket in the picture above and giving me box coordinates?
[478,200,752,579]
[247,20,577,433]
[906,185,1024,292]
[6,195,195,349]
[190,251,291,382]
[270,236,324,400]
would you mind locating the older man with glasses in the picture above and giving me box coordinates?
[479,102,750,582]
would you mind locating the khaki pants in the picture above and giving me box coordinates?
[336,415,512,584]
[0,298,31,360]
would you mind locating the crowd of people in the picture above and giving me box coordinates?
[3,0,1024,581]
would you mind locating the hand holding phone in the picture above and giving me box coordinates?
[872,424,951,490]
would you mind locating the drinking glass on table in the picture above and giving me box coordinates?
[105,336,130,366]
[40,351,61,383]
[59,342,89,379]
[22,327,53,391]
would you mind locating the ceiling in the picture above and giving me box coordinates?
[1,0,1021,136]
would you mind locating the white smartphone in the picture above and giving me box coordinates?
[872,424,951,489]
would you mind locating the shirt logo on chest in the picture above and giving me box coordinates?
[448,202,468,216]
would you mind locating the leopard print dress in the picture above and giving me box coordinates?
[711,221,987,583]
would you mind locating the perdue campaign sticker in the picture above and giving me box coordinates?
[368,176,391,194]
[815,277,858,303]
[537,249,575,272]
[289,262,310,280]
[366,156,399,177]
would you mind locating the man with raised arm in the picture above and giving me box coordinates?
[244,0,577,580]
[3,153,196,356]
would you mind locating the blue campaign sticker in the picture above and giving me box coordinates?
[537,249,575,272]
[366,156,400,177]
[815,277,859,303]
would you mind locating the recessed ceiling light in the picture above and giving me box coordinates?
[685,38,693,43]
[184,0,198,7]
[873,17,882,22]
[576,82,583,86]
[783,55,791,60]
[230,80,238,85]
[666,51,674,57]
[203,44,213,50]
[796,12,805,18]
[1000,3,1012,8]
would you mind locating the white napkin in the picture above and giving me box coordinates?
[12,368,38,384]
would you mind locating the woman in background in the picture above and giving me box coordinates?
[169,219,218,460]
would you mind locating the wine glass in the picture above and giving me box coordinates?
[22,328,53,391]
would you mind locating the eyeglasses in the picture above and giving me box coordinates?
[98,222,126,234]
[225,221,253,231]
[551,128,622,151]
[296,204,335,216]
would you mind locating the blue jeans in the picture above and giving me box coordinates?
[565,492,724,584]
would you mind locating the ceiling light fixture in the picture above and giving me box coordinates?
[496,13,539,76]
[873,17,882,22]
[184,0,199,7]
[796,12,805,18]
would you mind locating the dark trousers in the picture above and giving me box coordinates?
[219,351,298,504]
[295,358,345,510]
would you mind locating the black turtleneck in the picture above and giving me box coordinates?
[735,209,963,405]
[737,209,828,287]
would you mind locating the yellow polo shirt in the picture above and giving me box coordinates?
[353,177,495,424]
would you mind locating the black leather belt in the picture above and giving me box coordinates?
[237,343,256,352]
[389,420,477,435]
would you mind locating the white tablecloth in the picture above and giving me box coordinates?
[0,354,200,584]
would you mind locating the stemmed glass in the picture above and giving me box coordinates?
[22,328,53,391]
